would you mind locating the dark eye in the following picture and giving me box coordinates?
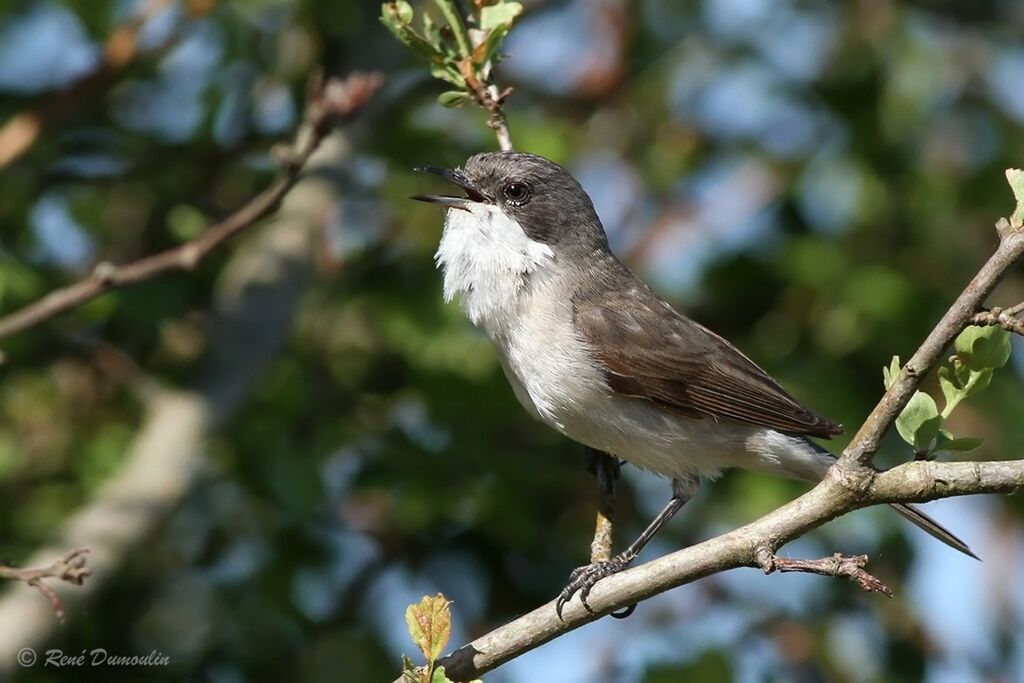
[502,182,531,205]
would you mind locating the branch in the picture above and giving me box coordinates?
[392,172,1024,682]
[0,70,382,343]
[972,304,1024,336]
[0,549,90,624]
[755,550,892,597]
[461,63,514,151]
[839,226,1024,468]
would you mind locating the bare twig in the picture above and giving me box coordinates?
[0,549,90,623]
[755,549,892,597]
[459,61,514,151]
[0,71,382,343]
[972,305,1024,336]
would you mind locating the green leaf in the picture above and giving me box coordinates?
[406,594,452,666]
[967,367,993,396]
[433,0,472,57]
[430,62,465,86]
[395,0,414,23]
[381,3,444,60]
[895,391,941,453]
[429,667,483,683]
[471,23,509,66]
[437,90,471,107]
[936,436,985,453]
[937,366,959,407]
[479,1,523,31]
[955,325,1012,371]
[1007,168,1024,230]
[882,355,901,390]
[401,655,421,683]
[422,12,442,48]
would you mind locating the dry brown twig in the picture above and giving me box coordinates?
[0,549,91,623]
[0,70,383,343]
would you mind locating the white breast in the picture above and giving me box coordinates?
[435,203,554,327]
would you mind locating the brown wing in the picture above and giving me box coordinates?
[573,290,842,438]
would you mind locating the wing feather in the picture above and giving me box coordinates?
[574,292,842,438]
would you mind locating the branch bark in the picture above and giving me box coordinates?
[0,71,381,343]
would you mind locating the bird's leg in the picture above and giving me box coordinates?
[556,476,699,619]
[584,448,621,563]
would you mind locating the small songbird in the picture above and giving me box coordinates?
[413,151,974,616]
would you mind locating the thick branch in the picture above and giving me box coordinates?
[0,71,382,343]
[402,455,1024,682]
[0,549,90,624]
[870,459,1024,503]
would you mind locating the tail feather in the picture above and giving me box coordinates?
[889,503,979,560]
[801,440,978,560]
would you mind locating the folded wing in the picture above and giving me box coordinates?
[573,292,842,438]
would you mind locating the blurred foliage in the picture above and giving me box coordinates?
[1,1,1024,683]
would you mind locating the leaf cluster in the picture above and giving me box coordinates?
[380,0,522,108]
[885,325,1012,458]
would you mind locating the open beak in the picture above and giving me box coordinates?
[411,166,488,210]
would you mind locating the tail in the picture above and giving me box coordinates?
[888,502,978,560]
[799,439,979,560]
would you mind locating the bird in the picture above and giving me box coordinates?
[412,151,974,617]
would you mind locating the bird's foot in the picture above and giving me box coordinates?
[555,555,634,619]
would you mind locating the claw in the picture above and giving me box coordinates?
[555,556,630,620]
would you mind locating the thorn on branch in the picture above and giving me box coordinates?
[0,548,92,623]
[756,548,892,597]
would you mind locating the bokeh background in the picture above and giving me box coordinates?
[2,0,1024,681]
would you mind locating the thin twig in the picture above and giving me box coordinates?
[972,304,1024,336]
[0,71,382,343]
[459,61,514,151]
[755,548,892,596]
[0,549,91,623]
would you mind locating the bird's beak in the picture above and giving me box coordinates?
[411,166,488,210]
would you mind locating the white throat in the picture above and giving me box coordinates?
[434,203,555,329]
